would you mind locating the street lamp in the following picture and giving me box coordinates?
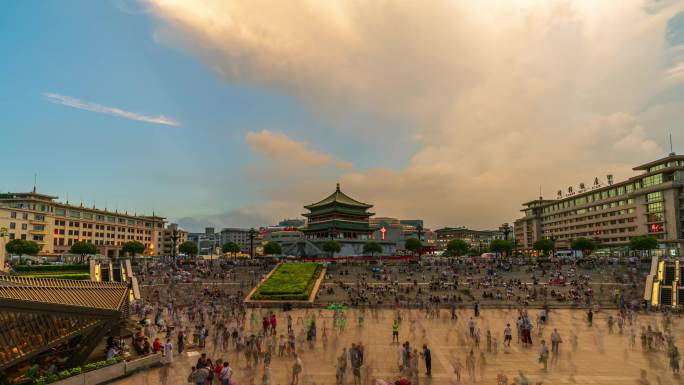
[249,228,257,258]
[499,223,511,241]
[170,228,180,262]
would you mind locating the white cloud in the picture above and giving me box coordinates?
[146,0,684,228]
[43,92,180,126]
[246,129,352,170]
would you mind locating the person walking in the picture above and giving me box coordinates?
[550,329,562,354]
[291,353,302,385]
[587,309,593,326]
[163,339,173,364]
[421,344,431,376]
[392,319,400,343]
[670,346,680,374]
[219,362,232,385]
[468,318,475,337]
[504,324,513,347]
[539,340,549,371]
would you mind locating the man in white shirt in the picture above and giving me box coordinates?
[504,324,513,347]
[538,340,549,370]
[550,329,562,354]
[220,361,232,385]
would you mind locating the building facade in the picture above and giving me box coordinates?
[514,154,684,255]
[0,191,165,258]
[159,223,188,256]
[220,228,254,253]
[187,227,221,256]
[434,227,504,251]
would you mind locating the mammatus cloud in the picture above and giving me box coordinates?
[246,130,352,170]
[147,0,684,229]
[43,93,180,126]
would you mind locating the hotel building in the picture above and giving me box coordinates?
[0,190,165,258]
[514,154,684,255]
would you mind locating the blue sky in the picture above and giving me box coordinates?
[2,1,684,231]
[0,1,414,229]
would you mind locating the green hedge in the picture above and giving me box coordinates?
[14,264,89,272]
[252,263,322,301]
[34,357,123,385]
[21,273,91,280]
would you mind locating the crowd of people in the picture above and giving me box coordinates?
[114,256,678,385]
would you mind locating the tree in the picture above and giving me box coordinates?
[178,241,198,259]
[446,239,469,257]
[5,239,24,256]
[533,238,555,257]
[121,241,145,260]
[263,242,282,255]
[570,237,596,257]
[70,241,98,263]
[490,239,513,257]
[630,235,658,257]
[5,239,41,264]
[222,242,241,258]
[467,248,480,257]
[322,240,341,258]
[363,241,382,258]
[404,237,422,256]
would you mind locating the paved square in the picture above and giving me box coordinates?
[119,308,683,385]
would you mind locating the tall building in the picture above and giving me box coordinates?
[220,228,254,253]
[159,223,188,256]
[0,191,165,258]
[514,153,684,255]
[187,227,221,256]
[434,227,504,251]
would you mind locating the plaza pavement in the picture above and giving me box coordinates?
[118,308,683,385]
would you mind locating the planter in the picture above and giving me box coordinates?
[125,354,162,372]
[83,362,125,385]
[48,374,84,385]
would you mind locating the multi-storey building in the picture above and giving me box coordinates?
[434,227,504,251]
[159,223,188,256]
[0,190,165,258]
[0,206,35,266]
[188,227,221,256]
[514,153,684,255]
[220,228,254,253]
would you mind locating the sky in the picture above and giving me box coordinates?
[2,0,684,232]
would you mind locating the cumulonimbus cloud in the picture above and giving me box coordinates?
[43,92,180,126]
[246,129,352,170]
[146,0,683,228]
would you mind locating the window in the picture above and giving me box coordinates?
[642,174,663,188]
[33,224,45,231]
[21,223,27,230]
[609,189,616,197]
[56,208,66,216]
[626,184,634,193]
[646,191,663,202]
[83,212,93,220]
[617,186,625,195]
[107,216,116,223]
[648,223,664,233]
[9,222,15,229]
[649,164,666,172]
[647,212,664,222]
[39,204,49,212]
[647,202,664,213]
[601,191,608,199]
[68,210,81,218]
[35,214,45,221]
[21,213,28,220]
[96,214,105,221]
[32,235,44,241]
[10,211,16,218]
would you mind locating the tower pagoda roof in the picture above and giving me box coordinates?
[304,183,373,210]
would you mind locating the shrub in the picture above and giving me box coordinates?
[22,273,91,280]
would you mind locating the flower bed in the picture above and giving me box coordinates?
[14,264,89,273]
[34,357,123,385]
[251,263,322,301]
[20,273,91,280]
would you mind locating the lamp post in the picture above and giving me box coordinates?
[249,228,257,258]
[170,228,180,262]
[499,223,511,241]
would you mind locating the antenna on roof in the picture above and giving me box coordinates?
[33,173,37,193]
[539,185,542,200]
[669,130,675,156]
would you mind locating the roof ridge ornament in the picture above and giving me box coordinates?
[336,182,340,192]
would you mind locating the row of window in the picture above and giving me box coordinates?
[542,174,664,214]
[648,160,684,172]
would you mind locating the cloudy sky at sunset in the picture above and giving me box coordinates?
[3,0,684,231]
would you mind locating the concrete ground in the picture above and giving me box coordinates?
[119,308,683,385]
